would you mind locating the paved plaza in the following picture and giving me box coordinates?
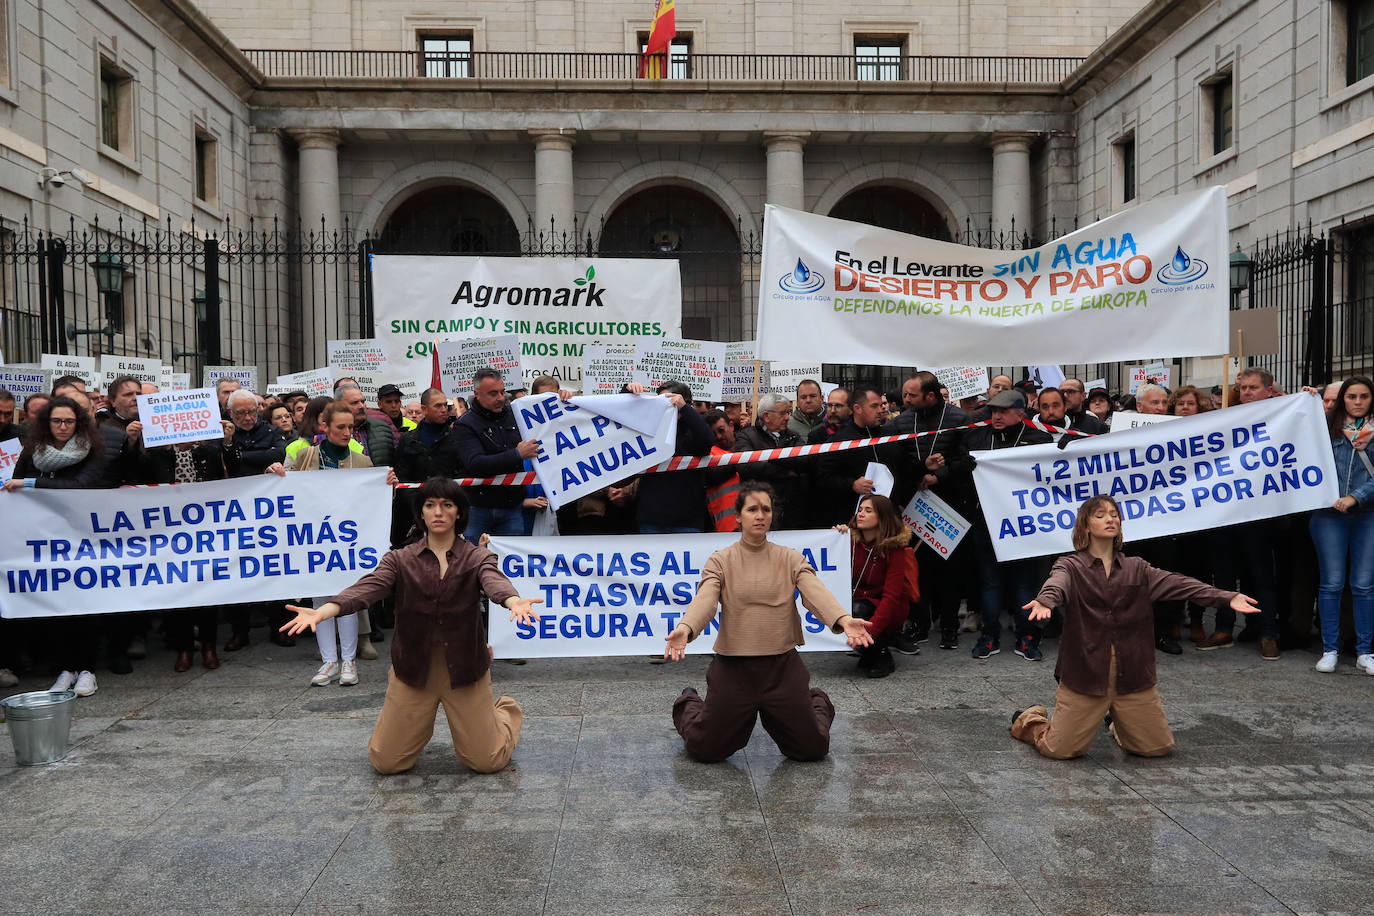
[1,625,1370,915]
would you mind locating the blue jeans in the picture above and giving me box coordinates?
[464,506,525,543]
[1310,509,1374,654]
[639,525,702,535]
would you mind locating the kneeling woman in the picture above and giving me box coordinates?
[280,478,541,774]
[1012,496,1258,759]
[664,481,874,762]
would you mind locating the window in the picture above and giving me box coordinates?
[1350,0,1374,84]
[99,60,133,153]
[1199,70,1234,160]
[1113,134,1136,205]
[855,38,904,81]
[420,33,472,78]
[0,0,11,90]
[638,34,692,79]
[194,131,217,207]
[1340,224,1374,351]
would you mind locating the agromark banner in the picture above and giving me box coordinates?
[0,470,392,618]
[487,530,851,657]
[971,394,1337,561]
[756,188,1228,366]
[371,256,681,392]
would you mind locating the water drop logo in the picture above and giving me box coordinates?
[1155,246,1209,285]
[778,258,825,293]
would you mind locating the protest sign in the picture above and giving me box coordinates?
[327,339,389,374]
[512,392,678,510]
[1029,365,1066,389]
[487,530,851,657]
[1085,378,1107,392]
[971,394,1337,561]
[1110,411,1181,431]
[0,437,21,485]
[581,344,639,395]
[203,365,258,393]
[722,341,768,402]
[0,469,391,618]
[137,388,221,448]
[1127,364,1173,393]
[901,490,972,559]
[158,365,190,391]
[631,338,727,402]
[100,356,160,387]
[766,362,825,400]
[371,255,681,391]
[757,187,1228,366]
[42,354,99,389]
[929,366,988,401]
[275,367,335,397]
[435,335,524,399]
[0,366,51,402]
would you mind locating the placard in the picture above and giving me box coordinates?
[100,356,160,388]
[1128,364,1172,393]
[41,354,99,389]
[632,338,727,403]
[137,388,221,447]
[581,344,638,395]
[721,341,768,402]
[327,339,389,374]
[1109,411,1181,431]
[901,489,972,559]
[203,365,259,393]
[435,335,524,399]
[275,367,335,398]
[929,366,988,401]
[767,362,825,399]
[0,437,21,485]
[0,366,51,402]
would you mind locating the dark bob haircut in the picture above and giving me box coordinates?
[412,477,471,534]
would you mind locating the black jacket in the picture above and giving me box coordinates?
[222,420,288,478]
[963,421,1054,511]
[452,403,525,508]
[11,441,115,489]
[394,419,465,483]
[816,421,906,526]
[1065,409,1110,436]
[733,423,806,529]
[635,403,714,530]
[883,400,972,508]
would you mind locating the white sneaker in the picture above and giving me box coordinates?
[50,671,77,692]
[311,661,340,686]
[0,668,17,688]
[1315,651,1338,673]
[339,659,358,686]
[74,671,97,697]
[1356,654,1374,675]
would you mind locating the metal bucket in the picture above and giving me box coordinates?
[1,690,77,765]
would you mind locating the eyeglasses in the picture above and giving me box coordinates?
[230,409,259,417]
[50,418,77,426]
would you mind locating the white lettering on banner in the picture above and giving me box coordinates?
[722,341,768,402]
[928,366,988,401]
[631,338,727,403]
[0,437,21,484]
[0,366,51,400]
[1110,411,1181,431]
[99,356,160,387]
[371,255,682,391]
[971,394,1337,561]
[327,339,389,374]
[581,344,638,395]
[203,365,259,393]
[137,388,220,447]
[42,354,99,389]
[487,530,851,657]
[756,188,1229,366]
[901,490,971,559]
[275,367,335,398]
[0,469,392,618]
[435,335,524,399]
[513,392,678,510]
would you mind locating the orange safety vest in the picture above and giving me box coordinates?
[705,445,741,532]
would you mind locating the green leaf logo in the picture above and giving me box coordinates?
[573,265,595,286]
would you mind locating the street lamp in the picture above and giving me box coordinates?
[1228,243,1252,309]
[173,289,208,360]
[66,253,125,345]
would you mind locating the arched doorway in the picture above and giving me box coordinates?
[599,185,744,342]
[827,185,953,241]
[374,185,521,253]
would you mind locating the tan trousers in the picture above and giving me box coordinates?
[1011,650,1173,759]
[369,647,523,775]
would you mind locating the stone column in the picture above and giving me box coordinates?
[289,128,341,368]
[990,131,1035,240]
[763,131,809,211]
[530,129,576,250]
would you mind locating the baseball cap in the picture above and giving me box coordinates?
[377,384,403,398]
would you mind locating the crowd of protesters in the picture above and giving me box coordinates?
[1,359,1371,699]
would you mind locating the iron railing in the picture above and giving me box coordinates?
[243,50,1084,84]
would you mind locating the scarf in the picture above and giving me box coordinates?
[319,439,351,469]
[31,437,91,472]
[1344,418,1372,452]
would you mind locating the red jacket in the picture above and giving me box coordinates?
[850,527,915,636]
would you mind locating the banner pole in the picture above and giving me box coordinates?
[751,360,762,417]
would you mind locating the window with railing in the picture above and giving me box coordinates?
[419,33,472,78]
[638,34,692,79]
[855,38,904,81]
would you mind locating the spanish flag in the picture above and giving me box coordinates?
[638,0,676,79]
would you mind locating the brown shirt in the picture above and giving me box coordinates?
[328,536,519,689]
[1038,550,1236,696]
[679,538,849,656]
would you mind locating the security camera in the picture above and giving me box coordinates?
[68,167,95,186]
[46,171,66,188]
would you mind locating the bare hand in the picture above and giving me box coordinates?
[665,393,685,411]
[523,496,549,510]
[841,616,874,648]
[265,462,286,477]
[1,479,24,492]
[919,474,938,491]
[925,453,945,471]
[558,389,574,401]
[1231,593,1261,615]
[1334,496,1357,513]
[280,602,339,635]
[664,624,689,661]
[832,524,849,534]
[505,596,543,626]
[852,477,874,495]
[125,421,143,442]
[625,383,649,395]
[608,485,633,508]
[516,439,540,460]
[1023,599,1053,622]
[221,420,235,443]
[385,468,399,487]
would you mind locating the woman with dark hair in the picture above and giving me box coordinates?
[664,481,874,762]
[268,403,297,441]
[285,395,334,464]
[1010,496,1258,759]
[838,494,915,679]
[1310,376,1374,675]
[280,477,541,774]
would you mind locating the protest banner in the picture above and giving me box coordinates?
[100,356,160,387]
[1085,377,1107,392]
[0,366,51,402]
[0,437,21,484]
[512,392,678,510]
[435,335,524,398]
[275,367,335,397]
[158,365,190,391]
[929,366,988,401]
[327,339,389,374]
[42,354,99,389]
[487,529,851,657]
[757,188,1228,366]
[722,341,768,402]
[1110,411,1181,431]
[1127,364,1173,393]
[581,344,639,395]
[971,393,1337,561]
[767,362,825,399]
[0,469,391,618]
[137,388,221,448]
[1029,365,1066,389]
[370,255,682,391]
[631,338,727,402]
[901,490,972,559]
[203,365,259,393]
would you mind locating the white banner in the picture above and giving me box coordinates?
[100,356,160,388]
[901,490,972,559]
[721,341,768,402]
[0,437,20,485]
[757,188,1228,366]
[371,255,682,392]
[512,392,677,510]
[0,366,51,402]
[581,344,638,395]
[487,530,851,657]
[1029,365,1066,389]
[631,338,727,403]
[203,365,259,393]
[0,470,392,618]
[42,354,99,389]
[1109,411,1180,431]
[275,367,335,398]
[929,366,988,401]
[137,388,221,447]
[327,339,389,374]
[435,335,524,399]
[971,394,1338,561]
[767,361,825,400]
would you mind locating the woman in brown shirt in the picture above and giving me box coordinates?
[280,477,542,774]
[1011,495,1258,759]
[664,481,874,762]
